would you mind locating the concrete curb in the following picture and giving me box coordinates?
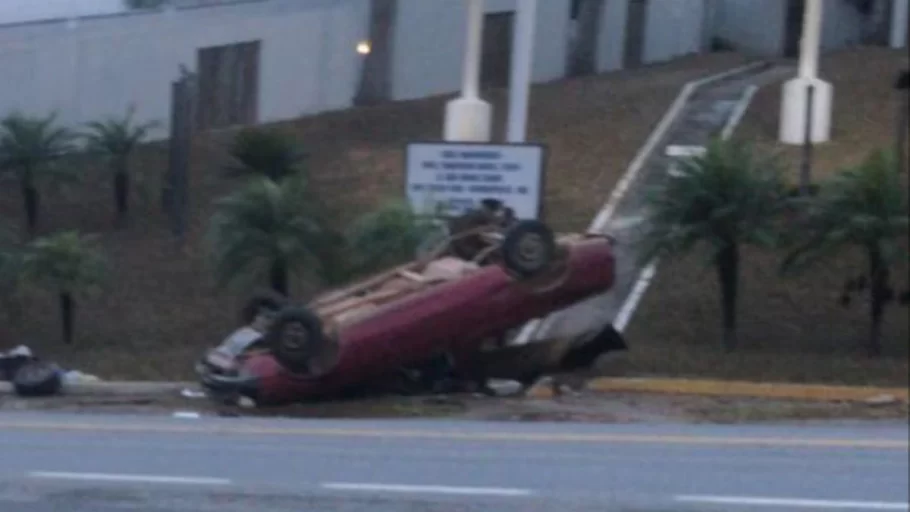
[4,378,905,404]
[528,377,909,403]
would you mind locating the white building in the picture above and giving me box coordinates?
[0,0,369,139]
[709,0,908,56]
[592,0,713,72]
[388,0,573,101]
[0,0,720,139]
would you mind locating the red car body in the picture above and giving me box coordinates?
[230,236,616,406]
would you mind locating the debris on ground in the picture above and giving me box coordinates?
[1,344,102,398]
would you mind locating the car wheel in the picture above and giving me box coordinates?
[13,360,63,397]
[500,220,556,279]
[268,307,327,374]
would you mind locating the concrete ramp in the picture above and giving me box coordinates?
[521,62,794,343]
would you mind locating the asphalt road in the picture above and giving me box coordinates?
[0,412,906,511]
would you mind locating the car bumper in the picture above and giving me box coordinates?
[195,360,260,399]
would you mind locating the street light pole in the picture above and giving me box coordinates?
[444,0,493,142]
[505,0,538,143]
[778,0,833,145]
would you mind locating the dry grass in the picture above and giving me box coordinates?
[626,47,909,387]
[0,52,751,380]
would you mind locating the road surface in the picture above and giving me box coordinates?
[0,412,906,511]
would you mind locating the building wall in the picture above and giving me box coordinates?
[819,0,865,49]
[0,0,369,140]
[711,0,870,56]
[390,0,571,101]
[893,0,909,47]
[594,0,709,73]
[642,0,707,63]
[712,0,788,55]
[596,0,628,72]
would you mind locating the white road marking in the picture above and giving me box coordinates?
[321,482,533,497]
[607,215,646,231]
[664,145,707,158]
[28,471,231,486]
[676,495,910,510]
[612,260,658,332]
[610,82,761,334]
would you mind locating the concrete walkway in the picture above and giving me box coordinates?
[533,63,794,342]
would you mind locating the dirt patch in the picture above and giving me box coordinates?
[626,46,909,386]
[0,52,751,381]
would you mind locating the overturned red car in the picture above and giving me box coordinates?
[198,220,618,406]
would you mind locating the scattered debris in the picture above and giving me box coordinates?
[864,394,899,406]
[1,345,101,398]
[181,388,207,399]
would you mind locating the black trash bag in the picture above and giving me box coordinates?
[0,354,32,382]
[13,360,63,397]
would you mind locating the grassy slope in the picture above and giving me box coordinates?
[0,52,751,380]
[623,47,909,387]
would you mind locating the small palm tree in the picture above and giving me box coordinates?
[20,231,107,345]
[225,127,308,183]
[0,112,76,233]
[638,139,788,351]
[345,200,445,276]
[0,224,23,323]
[782,149,909,357]
[207,176,335,296]
[82,107,160,224]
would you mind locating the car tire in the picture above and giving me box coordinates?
[13,360,63,397]
[268,307,328,374]
[500,220,556,279]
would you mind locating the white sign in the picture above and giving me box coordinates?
[405,142,545,219]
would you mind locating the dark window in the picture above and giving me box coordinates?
[196,40,261,131]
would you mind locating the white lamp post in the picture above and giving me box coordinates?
[778,0,833,145]
[444,0,493,142]
[505,0,538,143]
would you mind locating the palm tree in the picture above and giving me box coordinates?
[224,127,307,184]
[782,149,909,357]
[206,176,335,296]
[893,69,908,174]
[19,231,107,345]
[0,223,23,324]
[82,107,160,224]
[0,112,76,234]
[638,139,788,351]
[346,200,445,276]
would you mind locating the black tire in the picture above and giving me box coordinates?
[267,307,327,374]
[500,220,556,278]
[13,360,63,397]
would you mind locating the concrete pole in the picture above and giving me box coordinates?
[797,0,822,79]
[778,0,833,145]
[505,0,538,143]
[444,0,493,142]
[891,0,909,48]
[461,0,484,99]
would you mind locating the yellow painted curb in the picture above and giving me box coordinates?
[582,378,909,403]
